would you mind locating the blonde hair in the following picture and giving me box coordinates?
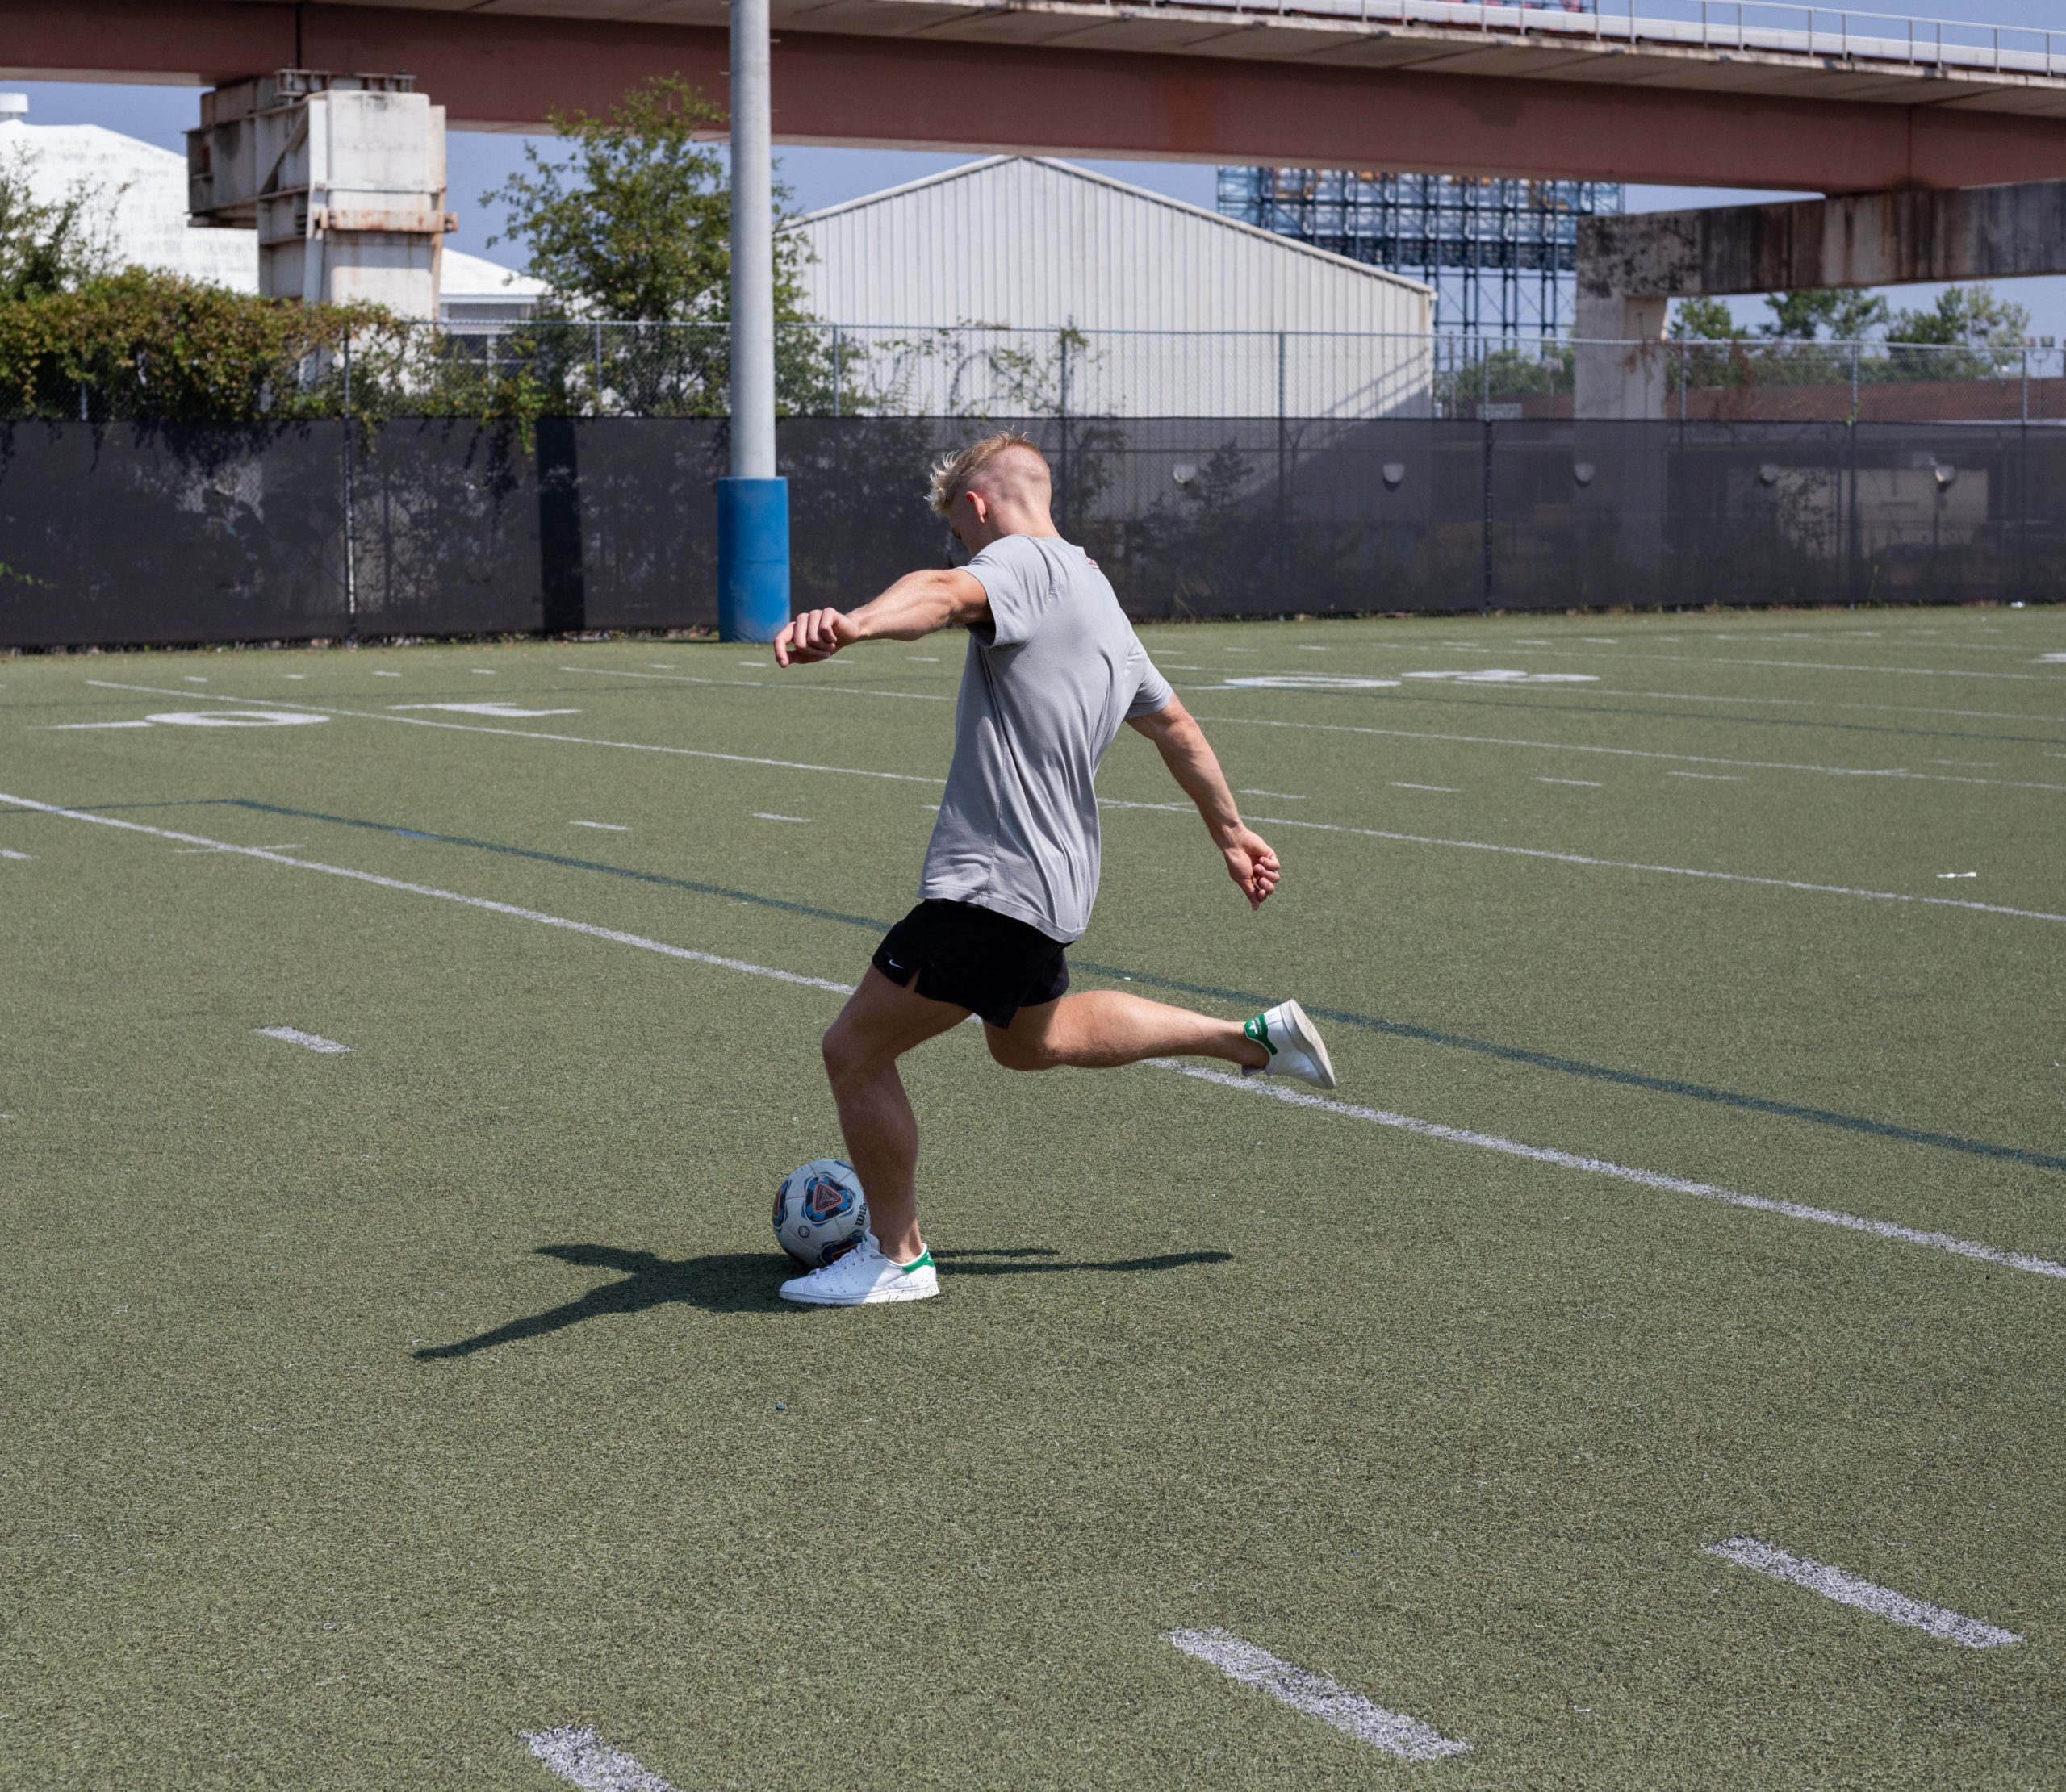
[926,431,1047,516]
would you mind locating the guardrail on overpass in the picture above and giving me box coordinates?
[1150,0,2064,78]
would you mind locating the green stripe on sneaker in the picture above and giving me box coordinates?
[901,1250,934,1274]
[1244,1013,1276,1056]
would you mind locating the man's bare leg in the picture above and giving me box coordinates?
[820,967,971,1262]
[987,988,1270,1073]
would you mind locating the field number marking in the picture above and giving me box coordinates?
[257,1026,351,1055]
[522,1726,682,1791]
[1165,1629,1469,1761]
[1705,1539,2022,1649]
[86,680,947,785]
[45,710,327,732]
[391,702,580,719]
[1165,1064,2066,1281]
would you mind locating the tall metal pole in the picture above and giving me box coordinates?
[717,0,790,641]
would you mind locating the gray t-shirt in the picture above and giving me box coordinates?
[918,533,1173,943]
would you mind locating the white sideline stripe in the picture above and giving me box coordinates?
[521,1727,682,1792]
[1704,1539,2022,1649]
[1537,777,1602,787]
[46,719,156,730]
[751,812,811,823]
[0,846,34,860]
[1464,643,2064,682]
[14,787,2059,1285]
[82,680,945,787]
[558,662,951,704]
[1158,1064,2066,1281]
[1667,771,1744,782]
[0,792,855,996]
[1196,713,2066,795]
[1586,687,2060,727]
[257,1025,350,1054]
[1165,1630,1469,1761]
[1219,811,2066,925]
[1391,781,1459,792]
[570,821,629,832]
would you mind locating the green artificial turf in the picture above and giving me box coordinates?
[2,606,2063,1790]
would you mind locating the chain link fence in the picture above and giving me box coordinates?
[405,322,2066,425]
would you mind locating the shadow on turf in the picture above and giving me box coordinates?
[412,1243,1235,1359]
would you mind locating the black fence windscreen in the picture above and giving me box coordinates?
[2,418,2058,646]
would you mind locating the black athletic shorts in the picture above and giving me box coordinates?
[871,899,1071,1029]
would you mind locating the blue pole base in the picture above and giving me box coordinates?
[717,476,791,643]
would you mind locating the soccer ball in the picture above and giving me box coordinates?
[773,1158,869,1268]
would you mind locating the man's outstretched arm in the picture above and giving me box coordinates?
[773,569,992,666]
[1127,696,1281,910]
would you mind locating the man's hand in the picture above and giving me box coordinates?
[1221,827,1280,911]
[773,607,863,667]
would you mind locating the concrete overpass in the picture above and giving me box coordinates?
[9,0,2066,193]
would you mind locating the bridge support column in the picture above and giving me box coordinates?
[186,70,455,318]
[1574,178,2066,420]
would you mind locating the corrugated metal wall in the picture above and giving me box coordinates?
[784,158,1433,418]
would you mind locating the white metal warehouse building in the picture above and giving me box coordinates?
[784,157,1434,419]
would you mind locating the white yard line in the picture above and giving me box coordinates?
[1536,777,1601,788]
[0,792,854,996]
[1193,714,2066,795]
[1161,1065,2066,1280]
[11,789,2060,1284]
[82,680,946,787]
[1667,771,1743,783]
[1584,687,2061,727]
[1390,782,1459,793]
[1462,644,2065,683]
[570,821,629,833]
[256,1025,350,1054]
[521,1727,682,1792]
[751,812,811,823]
[558,663,951,704]
[1214,811,2066,925]
[1165,1631,1469,1761]
[0,846,35,860]
[1704,1539,2022,1648]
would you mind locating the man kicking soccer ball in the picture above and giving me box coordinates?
[769,432,1335,1306]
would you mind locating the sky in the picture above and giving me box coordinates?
[10,0,2066,342]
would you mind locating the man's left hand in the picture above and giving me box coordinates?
[1221,829,1281,910]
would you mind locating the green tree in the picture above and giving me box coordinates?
[1668,296,1746,341]
[482,75,809,325]
[0,146,117,302]
[1886,283,2029,350]
[1758,289,1890,341]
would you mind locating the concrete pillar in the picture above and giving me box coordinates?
[1575,291,1671,421]
[187,72,454,319]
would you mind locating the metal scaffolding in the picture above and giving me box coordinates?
[1216,169,1625,338]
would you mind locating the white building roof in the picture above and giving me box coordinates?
[784,155,1432,334]
[0,109,542,317]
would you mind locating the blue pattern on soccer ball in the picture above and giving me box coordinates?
[803,1171,855,1223]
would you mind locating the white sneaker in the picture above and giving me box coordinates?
[1240,999,1337,1090]
[778,1233,940,1306]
